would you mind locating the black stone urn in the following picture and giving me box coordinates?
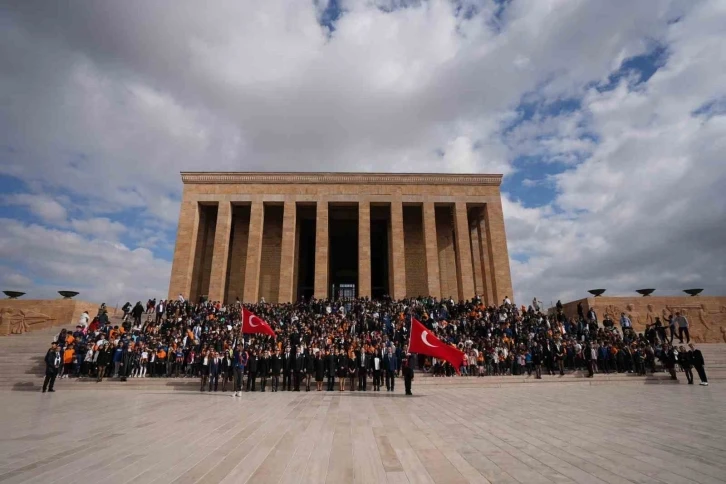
[58,291,79,299]
[3,291,25,299]
[636,289,655,297]
[683,289,703,297]
[588,289,606,297]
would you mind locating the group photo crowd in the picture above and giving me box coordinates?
[41,294,710,393]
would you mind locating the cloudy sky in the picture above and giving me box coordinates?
[1,0,725,306]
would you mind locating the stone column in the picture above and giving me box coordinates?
[421,202,441,299]
[314,200,329,299]
[453,201,475,301]
[168,196,199,300]
[278,200,297,303]
[475,213,494,306]
[207,201,233,303]
[358,200,371,298]
[390,200,407,300]
[243,201,265,303]
[484,199,514,304]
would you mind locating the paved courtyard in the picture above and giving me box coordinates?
[0,384,724,484]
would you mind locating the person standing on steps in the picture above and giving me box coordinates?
[42,341,61,393]
[403,350,414,396]
[689,343,709,386]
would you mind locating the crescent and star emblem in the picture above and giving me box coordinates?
[421,330,438,348]
[248,316,260,328]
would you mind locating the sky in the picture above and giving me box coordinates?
[1,0,725,307]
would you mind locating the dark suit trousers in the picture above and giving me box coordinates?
[373,370,381,389]
[695,365,708,383]
[209,373,219,391]
[293,371,301,391]
[43,374,56,392]
[385,370,395,391]
[358,369,367,390]
[283,372,292,390]
[327,373,335,391]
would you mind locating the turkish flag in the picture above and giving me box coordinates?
[409,317,465,373]
[241,308,276,338]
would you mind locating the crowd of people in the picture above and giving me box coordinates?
[41,294,710,394]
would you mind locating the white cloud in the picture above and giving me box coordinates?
[2,193,68,224]
[0,219,170,304]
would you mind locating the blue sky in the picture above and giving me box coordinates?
[1,0,725,304]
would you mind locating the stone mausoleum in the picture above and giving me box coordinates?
[168,172,513,305]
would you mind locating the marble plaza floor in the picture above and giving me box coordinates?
[0,384,725,484]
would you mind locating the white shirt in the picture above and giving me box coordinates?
[373,357,380,370]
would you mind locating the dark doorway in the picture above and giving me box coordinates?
[296,205,316,301]
[370,205,390,299]
[329,205,358,299]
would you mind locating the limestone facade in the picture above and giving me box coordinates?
[168,172,514,305]
[561,296,726,343]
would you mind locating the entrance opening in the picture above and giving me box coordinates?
[329,204,358,299]
[370,204,390,299]
[190,203,218,303]
[295,205,316,301]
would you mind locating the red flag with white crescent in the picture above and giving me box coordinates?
[408,317,465,373]
[241,308,276,338]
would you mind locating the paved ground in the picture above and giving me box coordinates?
[0,384,724,484]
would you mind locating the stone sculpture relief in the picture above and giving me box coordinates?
[0,308,54,334]
[562,296,726,343]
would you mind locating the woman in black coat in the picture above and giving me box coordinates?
[337,351,349,391]
[305,350,315,391]
[314,351,325,391]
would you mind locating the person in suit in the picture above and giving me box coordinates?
[689,343,709,385]
[247,350,259,392]
[42,341,61,393]
[326,348,336,391]
[199,349,210,392]
[270,348,282,392]
[232,347,246,397]
[293,348,305,391]
[356,348,370,391]
[383,346,398,391]
[314,351,325,391]
[403,350,415,396]
[347,350,357,391]
[259,350,269,391]
[305,349,315,391]
[208,351,221,392]
[372,348,382,391]
[282,347,293,391]
[221,350,233,392]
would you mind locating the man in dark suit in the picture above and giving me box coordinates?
[270,349,282,392]
[356,348,370,391]
[383,347,398,391]
[325,348,336,391]
[293,348,305,391]
[689,343,709,386]
[208,351,221,392]
[403,350,415,396]
[42,342,61,393]
[247,351,258,392]
[282,347,293,391]
[259,350,269,391]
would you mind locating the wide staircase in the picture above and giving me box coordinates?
[2,325,725,391]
